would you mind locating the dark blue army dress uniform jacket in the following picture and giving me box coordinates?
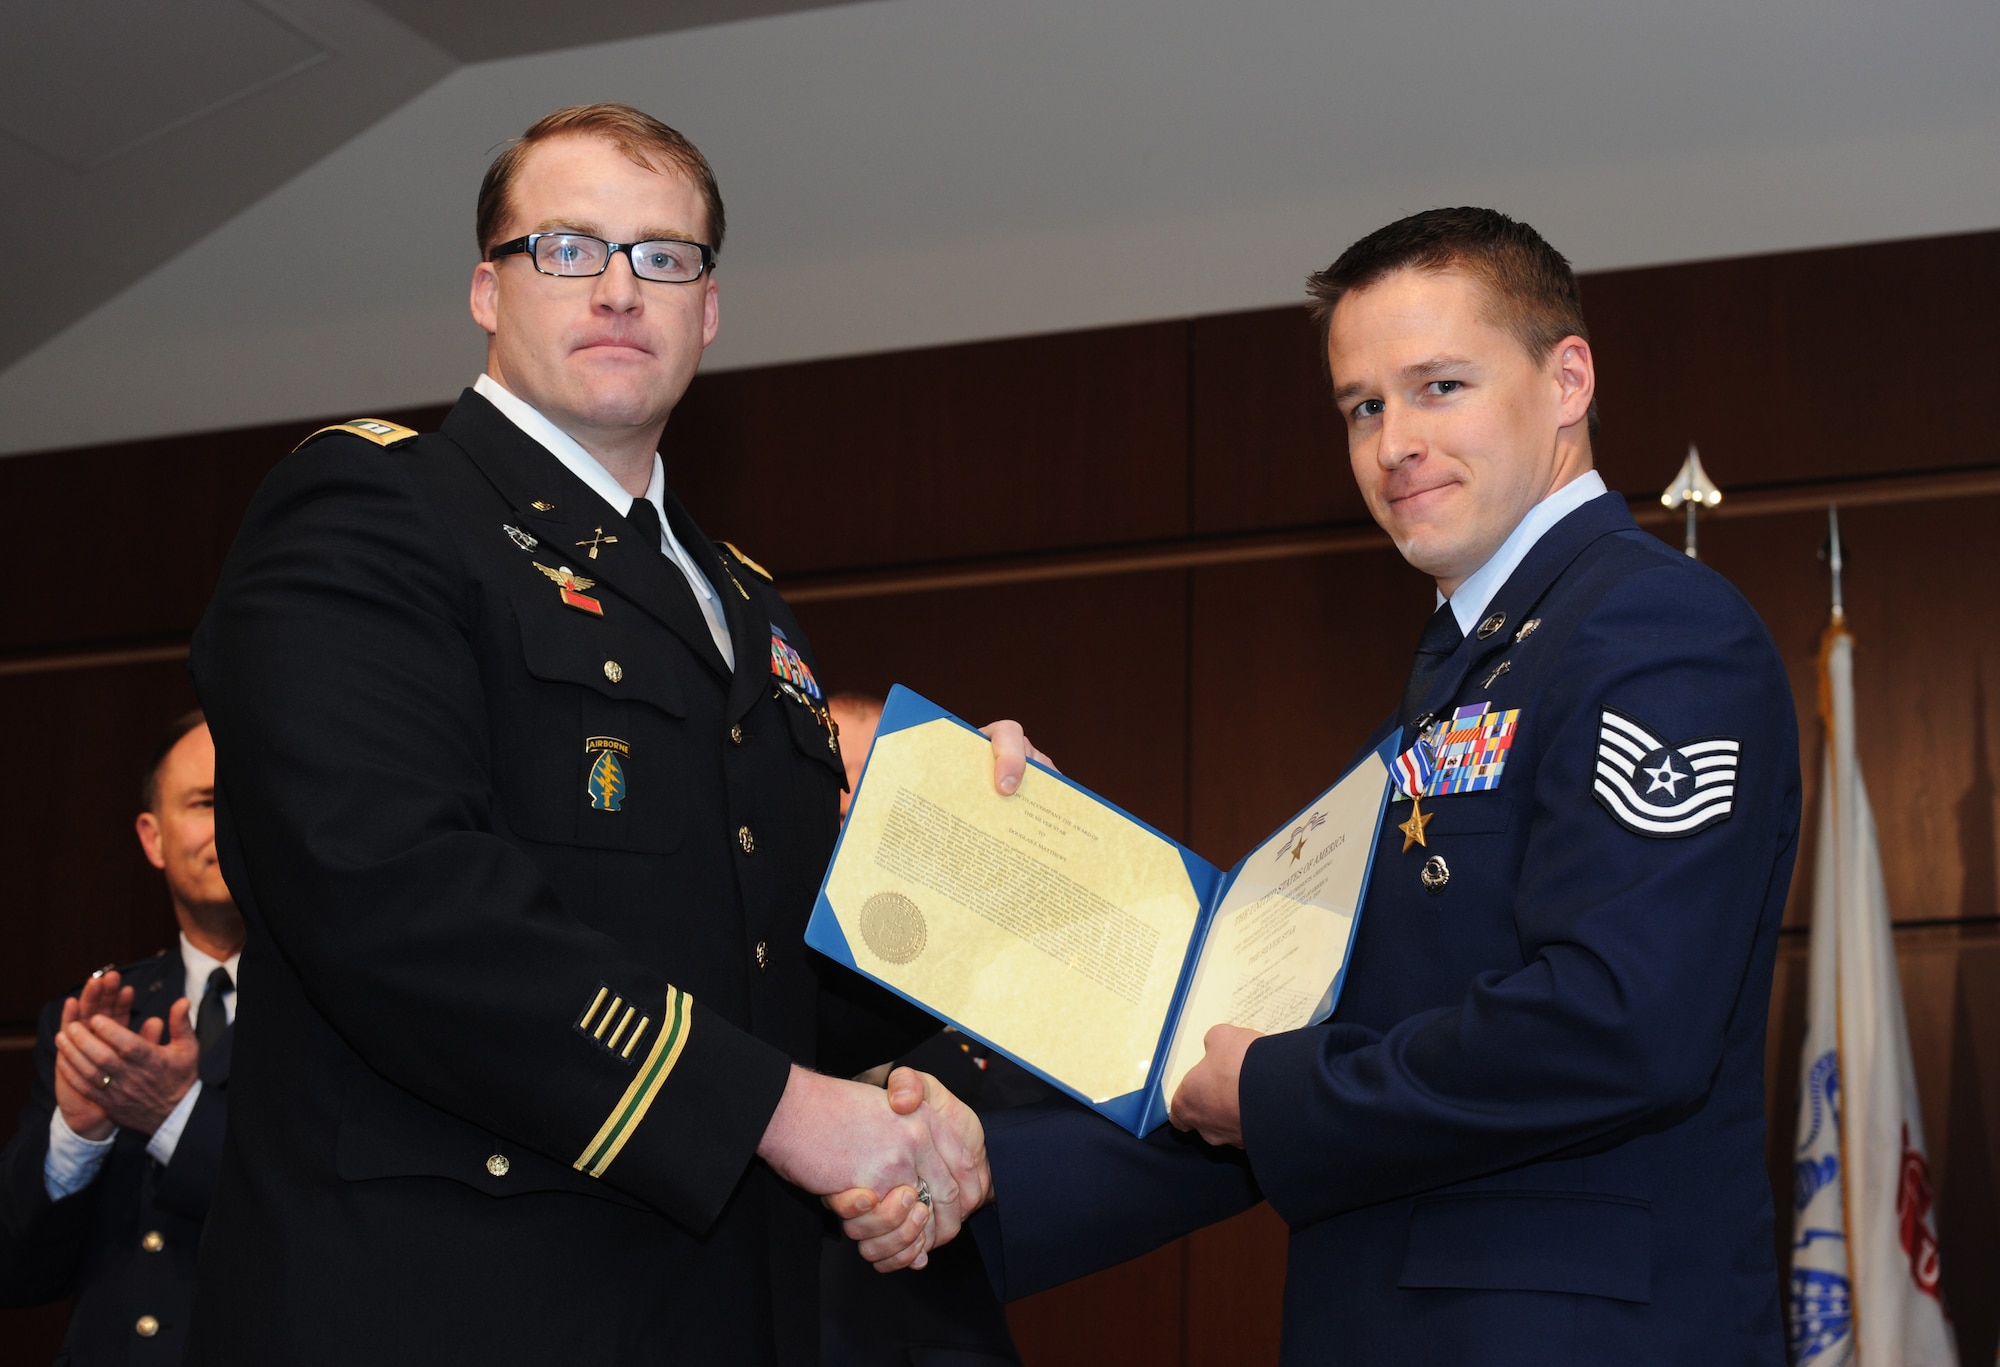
[972,491,1802,1366]
[0,952,231,1366]
[187,391,926,1366]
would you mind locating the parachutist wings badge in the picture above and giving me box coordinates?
[1592,707,1739,837]
[534,562,605,616]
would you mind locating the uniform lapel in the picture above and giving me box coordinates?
[443,392,731,682]
[1405,491,1636,724]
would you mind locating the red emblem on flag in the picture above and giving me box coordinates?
[1896,1122,1944,1302]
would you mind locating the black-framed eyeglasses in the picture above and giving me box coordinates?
[488,233,715,283]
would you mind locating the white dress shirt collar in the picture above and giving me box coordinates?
[473,374,734,669]
[180,932,240,1027]
[1441,470,1608,635]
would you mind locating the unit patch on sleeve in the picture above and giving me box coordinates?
[1592,707,1740,837]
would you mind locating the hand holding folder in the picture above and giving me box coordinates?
[808,686,1395,1139]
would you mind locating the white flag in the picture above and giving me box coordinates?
[1788,623,1956,1366]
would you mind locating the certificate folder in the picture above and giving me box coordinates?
[806,686,1395,1136]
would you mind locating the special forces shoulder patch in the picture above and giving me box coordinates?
[1592,707,1740,837]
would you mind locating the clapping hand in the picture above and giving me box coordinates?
[52,969,199,1139]
[50,970,136,1140]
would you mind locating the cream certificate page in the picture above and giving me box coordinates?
[823,718,1200,1103]
[1157,751,1390,1102]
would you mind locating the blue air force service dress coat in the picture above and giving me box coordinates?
[186,391,928,1366]
[0,954,230,1366]
[971,492,1802,1367]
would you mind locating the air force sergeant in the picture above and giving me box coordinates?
[842,207,1801,1366]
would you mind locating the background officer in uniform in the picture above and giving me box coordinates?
[841,208,1802,1365]
[0,711,243,1364]
[188,104,1006,1366]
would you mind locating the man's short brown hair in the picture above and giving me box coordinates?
[476,103,726,259]
[140,709,206,812]
[1307,207,1596,429]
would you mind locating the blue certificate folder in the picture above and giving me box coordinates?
[806,686,1396,1137]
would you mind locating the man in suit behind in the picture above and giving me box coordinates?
[842,207,1802,1365]
[0,710,243,1363]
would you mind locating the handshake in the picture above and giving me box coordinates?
[757,1063,989,1272]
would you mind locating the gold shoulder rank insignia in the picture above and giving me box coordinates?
[719,541,773,581]
[294,418,421,452]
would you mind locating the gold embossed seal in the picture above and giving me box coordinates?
[858,892,928,964]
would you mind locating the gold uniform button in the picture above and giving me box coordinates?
[486,1154,511,1177]
[141,1230,165,1253]
[136,1316,160,1338]
[738,825,756,854]
[729,723,744,745]
[755,941,770,972]
[603,660,623,683]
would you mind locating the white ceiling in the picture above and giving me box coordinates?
[5,0,1998,457]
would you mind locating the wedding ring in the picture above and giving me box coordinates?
[97,1073,113,1089]
[915,1180,934,1209]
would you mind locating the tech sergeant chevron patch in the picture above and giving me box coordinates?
[1592,706,1740,838]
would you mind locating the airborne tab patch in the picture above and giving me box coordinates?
[1593,707,1739,837]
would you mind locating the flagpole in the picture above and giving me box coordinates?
[1660,444,1722,558]
[1823,501,1862,1359]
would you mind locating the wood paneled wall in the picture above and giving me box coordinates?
[1,228,1995,1365]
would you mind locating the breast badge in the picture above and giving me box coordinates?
[535,562,604,616]
[585,736,630,811]
[1592,707,1739,837]
[503,524,538,551]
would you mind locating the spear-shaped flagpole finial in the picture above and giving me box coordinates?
[1827,504,1845,625]
[1660,443,1722,559]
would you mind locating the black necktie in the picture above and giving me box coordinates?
[196,966,233,1055]
[1399,603,1465,729]
[623,495,667,557]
